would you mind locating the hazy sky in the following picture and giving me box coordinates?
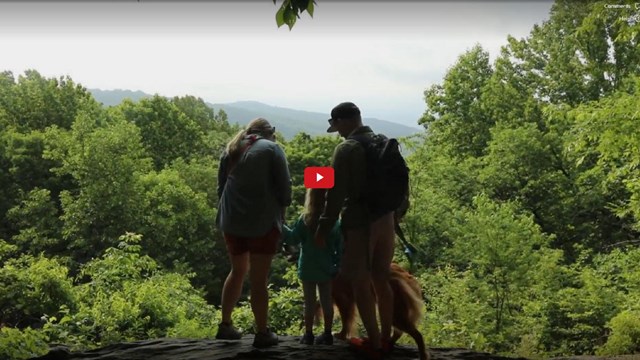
[0,1,553,127]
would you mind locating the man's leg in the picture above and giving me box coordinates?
[342,227,381,351]
[370,213,395,344]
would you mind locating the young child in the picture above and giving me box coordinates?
[283,188,343,345]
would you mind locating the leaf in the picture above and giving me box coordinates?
[288,0,301,13]
[275,5,286,27]
[307,0,315,17]
[283,6,297,30]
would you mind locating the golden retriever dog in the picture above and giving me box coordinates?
[330,263,429,360]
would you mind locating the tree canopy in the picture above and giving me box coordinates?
[2,1,640,359]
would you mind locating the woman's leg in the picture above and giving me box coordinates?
[221,251,250,324]
[302,281,318,333]
[249,253,275,333]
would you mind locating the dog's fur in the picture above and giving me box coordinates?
[330,263,429,360]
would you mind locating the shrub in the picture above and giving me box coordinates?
[0,327,48,360]
[598,310,640,355]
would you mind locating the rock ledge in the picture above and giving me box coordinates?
[30,336,529,360]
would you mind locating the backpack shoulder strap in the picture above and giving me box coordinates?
[226,135,263,176]
[349,133,390,153]
[347,133,372,146]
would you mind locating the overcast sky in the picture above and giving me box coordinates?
[0,1,554,127]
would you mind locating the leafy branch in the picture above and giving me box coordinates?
[273,0,316,30]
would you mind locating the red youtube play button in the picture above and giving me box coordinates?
[304,167,334,189]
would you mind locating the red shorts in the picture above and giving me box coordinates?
[224,226,280,256]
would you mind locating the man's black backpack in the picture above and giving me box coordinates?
[349,133,410,220]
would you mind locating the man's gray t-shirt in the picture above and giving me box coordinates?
[217,137,292,237]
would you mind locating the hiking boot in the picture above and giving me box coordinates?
[253,329,279,348]
[315,331,334,345]
[215,322,242,340]
[349,337,384,360]
[299,331,314,345]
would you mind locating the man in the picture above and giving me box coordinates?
[314,102,395,360]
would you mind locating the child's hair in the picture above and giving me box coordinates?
[302,188,326,230]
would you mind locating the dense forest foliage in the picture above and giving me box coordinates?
[1,1,639,359]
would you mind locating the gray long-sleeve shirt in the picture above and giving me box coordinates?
[216,137,292,237]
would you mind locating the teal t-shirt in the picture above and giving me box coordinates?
[283,216,343,282]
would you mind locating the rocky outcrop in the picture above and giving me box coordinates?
[31,336,639,360]
[30,336,528,360]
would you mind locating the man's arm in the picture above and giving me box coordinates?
[316,143,350,238]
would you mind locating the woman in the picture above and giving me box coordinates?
[215,118,292,348]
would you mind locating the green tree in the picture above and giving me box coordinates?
[137,168,220,302]
[449,196,553,334]
[478,123,581,257]
[0,71,101,243]
[479,40,545,129]
[420,45,494,159]
[403,138,482,268]
[0,129,74,248]
[489,1,639,111]
[0,70,98,132]
[115,95,207,170]
[171,95,232,135]
[167,157,228,303]
[6,188,63,256]
[566,76,640,234]
[44,112,152,263]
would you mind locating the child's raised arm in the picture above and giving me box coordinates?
[282,216,305,246]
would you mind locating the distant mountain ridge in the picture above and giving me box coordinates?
[89,89,151,106]
[89,89,421,139]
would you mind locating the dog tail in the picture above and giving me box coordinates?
[389,263,423,326]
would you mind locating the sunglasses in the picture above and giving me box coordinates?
[247,126,276,137]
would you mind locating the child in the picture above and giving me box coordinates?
[283,188,343,345]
